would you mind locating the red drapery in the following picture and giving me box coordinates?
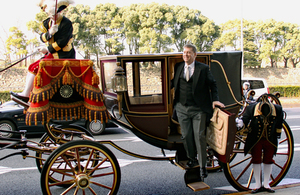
[25,59,110,125]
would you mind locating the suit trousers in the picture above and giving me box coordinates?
[175,102,207,167]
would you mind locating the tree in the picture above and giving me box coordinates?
[186,18,219,52]
[5,27,28,67]
[138,3,173,54]
[93,3,125,56]
[257,19,283,68]
[279,22,300,68]
[212,19,241,51]
[120,4,141,54]
[169,5,216,52]
[66,4,97,59]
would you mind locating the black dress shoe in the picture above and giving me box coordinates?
[251,187,264,194]
[187,159,198,168]
[264,187,275,193]
[200,167,208,178]
[10,91,29,102]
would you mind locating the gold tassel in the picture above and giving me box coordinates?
[63,68,73,85]
[34,72,43,87]
[92,71,100,85]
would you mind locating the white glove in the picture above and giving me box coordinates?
[235,118,244,128]
[39,47,49,54]
[49,24,58,35]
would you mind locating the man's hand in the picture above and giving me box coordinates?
[212,101,225,109]
[49,24,58,35]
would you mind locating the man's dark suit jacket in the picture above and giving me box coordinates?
[172,60,219,116]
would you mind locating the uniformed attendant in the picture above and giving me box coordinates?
[237,95,283,193]
[10,0,75,103]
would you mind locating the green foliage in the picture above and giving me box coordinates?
[3,2,300,69]
[6,27,28,56]
[269,86,300,97]
[0,91,19,103]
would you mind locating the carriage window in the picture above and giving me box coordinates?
[126,60,163,105]
[103,62,118,93]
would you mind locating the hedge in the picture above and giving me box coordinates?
[269,86,300,97]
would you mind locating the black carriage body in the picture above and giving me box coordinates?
[100,52,243,150]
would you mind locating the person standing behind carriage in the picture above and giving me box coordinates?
[10,0,75,103]
[236,95,283,193]
[171,44,225,178]
[243,81,254,101]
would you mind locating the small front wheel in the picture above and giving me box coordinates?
[86,120,106,135]
[40,140,121,195]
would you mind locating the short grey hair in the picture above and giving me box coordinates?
[184,44,197,53]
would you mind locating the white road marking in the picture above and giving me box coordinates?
[215,178,300,191]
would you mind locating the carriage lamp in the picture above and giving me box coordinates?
[112,62,127,117]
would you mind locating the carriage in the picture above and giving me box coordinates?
[0,51,294,194]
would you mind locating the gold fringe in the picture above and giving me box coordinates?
[92,71,100,85]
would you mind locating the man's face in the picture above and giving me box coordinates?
[183,47,196,65]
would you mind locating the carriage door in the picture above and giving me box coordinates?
[122,58,169,141]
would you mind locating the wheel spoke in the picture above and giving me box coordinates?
[87,157,108,176]
[90,181,113,190]
[49,179,75,187]
[75,148,82,173]
[61,183,77,195]
[230,156,251,169]
[235,161,251,181]
[84,148,95,173]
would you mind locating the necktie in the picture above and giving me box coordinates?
[185,66,190,81]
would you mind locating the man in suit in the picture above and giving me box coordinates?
[172,44,224,178]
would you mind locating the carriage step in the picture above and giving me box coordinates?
[187,181,210,192]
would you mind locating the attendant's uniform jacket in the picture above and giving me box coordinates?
[242,102,283,155]
[29,16,75,74]
[40,16,75,59]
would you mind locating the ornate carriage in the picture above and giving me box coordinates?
[0,52,294,194]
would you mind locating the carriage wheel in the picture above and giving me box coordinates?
[222,120,294,191]
[40,140,121,195]
[36,125,94,187]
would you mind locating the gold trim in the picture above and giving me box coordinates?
[63,38,73,52]
[52,42,61,51]
[211,59,243,106]
[42,33,47,42]
[53,53,59,59]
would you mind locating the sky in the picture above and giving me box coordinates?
[1,0,300,51]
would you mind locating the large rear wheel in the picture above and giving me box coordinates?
[223,120,294,191]
[40,140,121,195]
[36,124,94,187]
